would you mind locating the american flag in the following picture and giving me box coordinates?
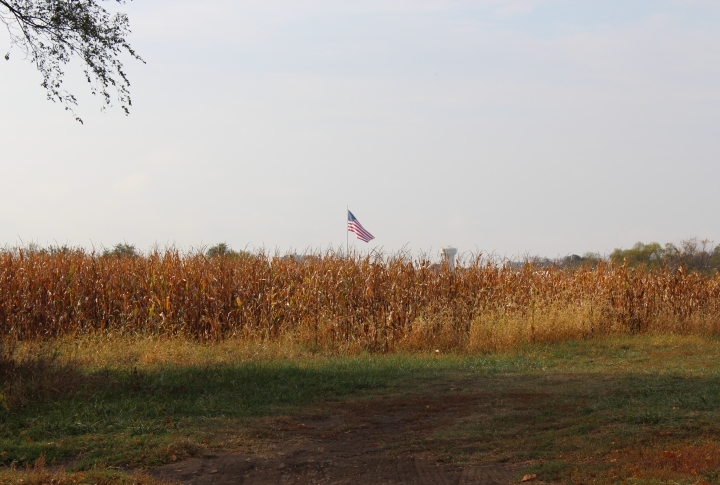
[347,210,375,243]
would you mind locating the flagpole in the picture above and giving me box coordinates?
[345,206,349,341]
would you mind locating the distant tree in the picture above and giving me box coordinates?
[0,0,143,122]
[667,238,716,273]
[103,242,138,258]
[610,242,665,269]
[566,254,582,265]
[558,252,602,269]
[206,243,241,258]
[711,244,720,269]
[611,238,720,274]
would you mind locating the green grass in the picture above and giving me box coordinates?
[0,351,544,470]
[1,335,720,484]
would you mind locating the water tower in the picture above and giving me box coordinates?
[440,246,458,271]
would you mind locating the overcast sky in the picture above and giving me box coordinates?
[1,0,719,258]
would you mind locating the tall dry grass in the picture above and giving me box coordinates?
[1,248,719,351]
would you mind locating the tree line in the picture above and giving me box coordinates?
[558,238,720,274]
[12,239,720,274]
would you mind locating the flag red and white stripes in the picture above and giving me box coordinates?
[347,210,375,243]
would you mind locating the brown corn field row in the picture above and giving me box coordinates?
[1,249,720,350]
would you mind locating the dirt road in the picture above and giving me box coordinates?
[151,381,523,484]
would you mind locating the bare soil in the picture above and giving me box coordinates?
[151,380,525,484]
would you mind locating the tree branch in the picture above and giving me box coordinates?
[0,0,143,123]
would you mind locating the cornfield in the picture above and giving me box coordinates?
[1,248,720,351]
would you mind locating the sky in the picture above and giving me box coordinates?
[1,0,719,258]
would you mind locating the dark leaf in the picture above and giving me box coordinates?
[0,0,143,121]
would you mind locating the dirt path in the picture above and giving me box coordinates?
[151,451,514,484]
[151,380,525,484]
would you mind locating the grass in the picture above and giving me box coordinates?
[418,337,720,483]
[1,335,720,484]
